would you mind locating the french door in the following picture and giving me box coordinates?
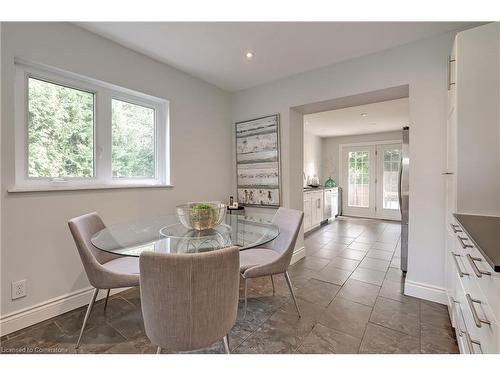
[341,143,402,221]
[342,146,376,218]
[376,144,402,220]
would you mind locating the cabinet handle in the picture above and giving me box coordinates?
[460,329,481,354]
[448,56,456,90]
[466,254,491,278]
[449,224,462,233]
[451,252,469,277]
[465,293,491,328]
[457,236,473,249]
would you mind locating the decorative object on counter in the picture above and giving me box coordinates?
[176,201,227,230]
[228,195,239,209]
[324,177,336,188]
[235,114,281,207]
[309,174,320,187]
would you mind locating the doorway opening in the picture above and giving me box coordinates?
[302,93,409,222]
[295,85,410,273]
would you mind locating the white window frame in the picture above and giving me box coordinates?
[11,59,170,192]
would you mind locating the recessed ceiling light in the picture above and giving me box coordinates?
[361,113,368,117]
[245,51,254,59]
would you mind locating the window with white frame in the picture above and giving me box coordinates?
[13,60,169,191]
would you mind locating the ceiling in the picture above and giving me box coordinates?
[304,98,409,138]
[77,22,477,92]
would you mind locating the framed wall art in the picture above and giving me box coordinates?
[235,114,281,207]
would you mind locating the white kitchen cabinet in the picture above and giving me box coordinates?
[323,187,339,222]
[446,221,500,354]
[331,188,339,217]
[445,38,458,228]
[444,23,500,353]
[312,191,323,226]
[446,23,500,216]
[303,190,323,233]
[303,195,312,231]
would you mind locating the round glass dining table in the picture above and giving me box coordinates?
[91,213,279,257]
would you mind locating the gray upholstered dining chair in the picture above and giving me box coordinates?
[68,212,140,348]
[139,246,240,354]
[239,207,304,318]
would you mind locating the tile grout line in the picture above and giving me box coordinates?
[357,262,390,353]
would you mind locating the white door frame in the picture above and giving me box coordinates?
[339,140,402,220]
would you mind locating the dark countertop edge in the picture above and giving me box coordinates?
[303,187,338,191]
[453,213,500,272]
[227,206,245,210]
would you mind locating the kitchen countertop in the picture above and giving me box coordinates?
[303,186,339,191]
[453,213,500,272]
[303,187,323,191]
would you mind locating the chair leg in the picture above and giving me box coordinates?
[76,288,99,348]
[103,289,111,311]
[243,278,248,319]
[222,334,230,354]
[284,272,301,318]
[270,275,275,295]
[156,346,162,354]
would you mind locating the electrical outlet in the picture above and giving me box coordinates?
[11,280,27,300]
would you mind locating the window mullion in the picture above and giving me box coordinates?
[96,89,112,183]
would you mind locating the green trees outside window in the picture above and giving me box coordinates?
[27,78,157,180]
[112,99,155,178]
[28,77,94,178]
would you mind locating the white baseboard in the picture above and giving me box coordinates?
[291,246,305,264]
[0,287,129,337]
[404,278,447,305]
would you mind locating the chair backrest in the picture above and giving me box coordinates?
[262,207,304,260]
[139,246,240,352]
[68,212,118,287]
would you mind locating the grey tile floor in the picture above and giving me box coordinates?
[0,217,458,354]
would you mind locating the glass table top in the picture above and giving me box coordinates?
[91,213,279,257]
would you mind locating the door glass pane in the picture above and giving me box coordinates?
[28,77,95,178]
[348,151,369,207]
[383,149,401,209]
[112,99,155,178]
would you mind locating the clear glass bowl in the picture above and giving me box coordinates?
[176,201,227,230]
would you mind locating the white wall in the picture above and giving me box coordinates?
[233,31,461,303]
[303,131,323,184]
[1,23,232,327]
[322,131,402,185]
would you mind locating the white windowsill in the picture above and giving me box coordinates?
[8,183,174,193]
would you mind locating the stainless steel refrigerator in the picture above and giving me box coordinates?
[399,126,410,273]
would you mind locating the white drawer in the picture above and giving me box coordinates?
[448,245,500,353]
[455,298,484,354]
[452,271,483,354]
[451,223,500,319]
[456,268,499,353]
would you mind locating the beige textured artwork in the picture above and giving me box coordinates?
[235,114,281,206]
